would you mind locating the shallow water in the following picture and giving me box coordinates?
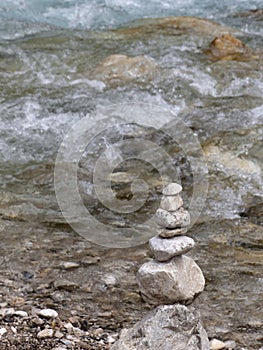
[0,1,262,348]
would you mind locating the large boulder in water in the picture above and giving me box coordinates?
[204,34,260,61]
[113,16,237,37]
[89,54,158,87]
[110,304,210,350]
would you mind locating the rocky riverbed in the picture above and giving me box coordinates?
[0,216,262,349]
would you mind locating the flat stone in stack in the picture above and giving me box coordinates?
[149,235,195,262]
[159,227,187,238]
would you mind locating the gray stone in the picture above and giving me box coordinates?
[210,339,226,350]
[37,329,54,339]
[110,304,210,350]
[163,183,182,195]
[160,194,183,211]
[149,235,195,261]
[54,279,78,291]
[137,255,205,305]
[224,340,237,349]
[156,208,191,228]
[159,227,187,238]
[60,262,80,269]
[38,308,58,319]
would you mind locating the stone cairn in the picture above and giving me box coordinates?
[111,183,209,350]
[137,182,205,305]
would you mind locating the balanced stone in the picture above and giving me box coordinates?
[160,194,183,212]
[156,207,191,228]
[110,304,210,350]
[159,227,187,238]
[137,255,205,305]
[149,235,195,261]
[163,183,182,196]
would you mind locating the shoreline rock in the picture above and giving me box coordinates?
[110,304,210,350]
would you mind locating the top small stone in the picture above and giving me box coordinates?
[163,183,182,196]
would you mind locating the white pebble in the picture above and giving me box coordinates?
[163,183,182,195]
[210,338,226,350]
[37,328,54,339]
[0,328,7,337]
[15,310,28,317]
[61,262,80,269]
[38,308,58,318]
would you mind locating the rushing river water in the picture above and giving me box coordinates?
[0,1,263,349]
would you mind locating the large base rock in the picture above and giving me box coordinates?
[137,255,205,305]
[110,304,210,350]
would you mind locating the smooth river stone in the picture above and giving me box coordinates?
[110,304,210,350]
[137,255,205,305]
[162,183,182,196]
[149,235,195,261]
[159,227,187,238]
[156,208,191,228]
[160,194,183,211]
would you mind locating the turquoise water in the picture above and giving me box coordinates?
[0,0,263,34]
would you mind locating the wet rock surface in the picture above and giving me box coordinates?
[89,54,158,87]
[114,16,237,37]
[204,34,260,61]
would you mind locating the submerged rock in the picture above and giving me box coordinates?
[234,8,263,19]
[137,255,205,305]
[110,304,210,350]
[204,34,260,61]
[89,54,158,87]
[114,16,236,37]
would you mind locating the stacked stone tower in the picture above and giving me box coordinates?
[137,182,205,305]
[111,182,209,350]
